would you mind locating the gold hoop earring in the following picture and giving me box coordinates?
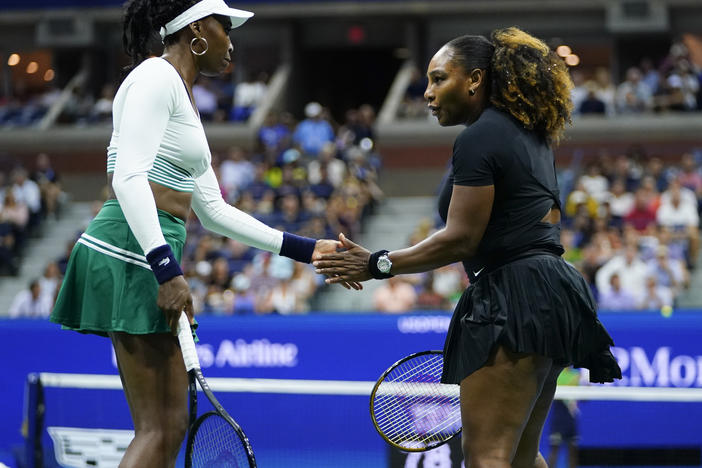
[190,37,208,56]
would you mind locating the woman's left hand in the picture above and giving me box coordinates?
[313,237,364,290]
[314,233,373,285]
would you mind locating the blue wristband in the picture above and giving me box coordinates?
[280,232,316,264]
[146,244,183,284]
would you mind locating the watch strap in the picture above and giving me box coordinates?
[368,249,394,279]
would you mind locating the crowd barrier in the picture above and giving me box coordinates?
[2,311,702,467]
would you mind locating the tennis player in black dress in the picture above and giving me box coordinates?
[315,27,621,467]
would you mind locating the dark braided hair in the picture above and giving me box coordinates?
[122,0,199,72]
[447,27,574,144]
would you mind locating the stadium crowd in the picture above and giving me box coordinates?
[387,148,702,313]
[5,142,701,316]
[2,37,702,316]
[0,154,64,278]
[400,41,702,120]
[2,41,701,127]
[3,101,385,317]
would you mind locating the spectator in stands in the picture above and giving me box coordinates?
[593,67,616,116]
[639,275,673,310]
[578,163,609,203]
[55,239,76,276]
[431,263,467,307]
[257,111,292,162]
[616,67,653,113]
[8,278,52,318]
[39,261,62,306]
[624,188,658,232]
[561,228,583,265]
[400,67,430,119]
[208,257,233,291]
[578,81,606,115]
[569,70,588,116]
[657,178,699,265]
[665,60,700,111]
[32,153,64,219]
[92,84,115,122]
[258,256,307,314]
[596,245,649,299]
[639,57,661,96]
[605,179,635,227]
[11,168,41,231]
[609,153,642,193]
[415,272,451,310]
[271,190,309,233]
[598,273,638,310]
[293,101,335,157]
[308,142,347,189]
[373,276,417,313]
[647,244,689,296]
[308,163,336,200]
[219,146,255,201]
[643,156,671,193]
[230,272,256,315]
[676,153,702,196]
[232,71,268,121]
[356,104,377,144]
[192,76,219,121]
[59,86,95,124]
[0,190,29,233]
[0,220,17,275]
[290,262,318,312]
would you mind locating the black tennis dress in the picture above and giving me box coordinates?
[439,107,621,384]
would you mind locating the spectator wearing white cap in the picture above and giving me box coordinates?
[293,101,335,157]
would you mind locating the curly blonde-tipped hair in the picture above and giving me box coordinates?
[446,27,573,143]
[489,27,573,143]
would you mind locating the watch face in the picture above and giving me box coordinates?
[377,255,392,274]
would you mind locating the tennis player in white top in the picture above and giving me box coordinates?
[53,1,356,466]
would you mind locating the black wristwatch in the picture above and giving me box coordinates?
[369,250,394,279]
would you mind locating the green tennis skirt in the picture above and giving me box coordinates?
[51,199,187,337]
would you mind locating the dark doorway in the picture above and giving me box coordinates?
[295,47,403,122]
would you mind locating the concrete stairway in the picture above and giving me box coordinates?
[0,202,94,316]
[311,196,436,312]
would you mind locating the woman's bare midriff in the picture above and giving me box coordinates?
[540,207,561,225]
[106,174,192,222]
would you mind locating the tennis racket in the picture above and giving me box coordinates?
[177,313,257,468]
[370,350,461,452]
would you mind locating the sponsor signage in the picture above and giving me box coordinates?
[2,311,702,465]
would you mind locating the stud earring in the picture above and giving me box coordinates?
[469,89,476,96]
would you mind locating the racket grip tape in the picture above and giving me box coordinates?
[176,312,200,372]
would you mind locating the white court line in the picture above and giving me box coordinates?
[37,373,702,401]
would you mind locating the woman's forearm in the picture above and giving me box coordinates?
[389,227,477,275]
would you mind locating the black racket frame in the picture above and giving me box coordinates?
[185,368,257,467]
[369,349,462,453]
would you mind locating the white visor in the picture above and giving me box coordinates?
[159,0,254,41]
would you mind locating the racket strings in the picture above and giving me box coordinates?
[371,353,461,450]
[374,356,444,414]
[375,377,460,446]
[374,356,450,422]
[190,413,251,468]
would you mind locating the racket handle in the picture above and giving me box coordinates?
[177,312,200,372]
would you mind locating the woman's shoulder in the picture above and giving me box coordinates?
[455,108,515,146]
[126,57,179,85]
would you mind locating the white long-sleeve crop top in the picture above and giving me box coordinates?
[108,57,283,255]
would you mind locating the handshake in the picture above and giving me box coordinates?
[311,233,376,290]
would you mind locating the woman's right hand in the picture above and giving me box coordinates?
[157,275,193,335]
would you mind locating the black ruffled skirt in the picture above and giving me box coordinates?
[441,253,621,384]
